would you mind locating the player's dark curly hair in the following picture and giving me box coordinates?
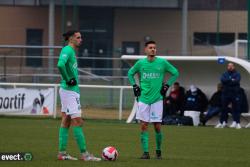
[62,30,79,41]
[145,40,156,47]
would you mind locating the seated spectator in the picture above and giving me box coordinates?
[181,85,208,116]
[163,82,185,118]
[201,83,222,126]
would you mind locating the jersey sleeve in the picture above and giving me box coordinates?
[127,60,140,86]
[164,60,179,86]
[57,48,71,82]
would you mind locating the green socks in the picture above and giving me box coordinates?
[140,131,149,152]
[140,131,162,153]
[73,126,87,153]
[59,126,87,153]
[155,131,162,151]
[59,127,69,152]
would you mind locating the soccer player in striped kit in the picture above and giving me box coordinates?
[57,30,101,161]
[128,41,179,159]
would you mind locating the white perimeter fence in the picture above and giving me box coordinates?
[0,82,132,120]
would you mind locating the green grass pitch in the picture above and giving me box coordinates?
[0,117,250,167]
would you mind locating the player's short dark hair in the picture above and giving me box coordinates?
[145,40,156,47]
[62,30,79,41]
[174,82,180,86]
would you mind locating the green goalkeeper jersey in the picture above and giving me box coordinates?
[57,45,80,93]
[128,57,179,104]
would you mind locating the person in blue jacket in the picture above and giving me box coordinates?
[216,62,242,129]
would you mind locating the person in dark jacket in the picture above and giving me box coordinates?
[239,87,249,114]
[181,85,208,116]
[216,62,242,129]
[201,83,223,125]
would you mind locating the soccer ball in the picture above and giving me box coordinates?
[101,146,118,161]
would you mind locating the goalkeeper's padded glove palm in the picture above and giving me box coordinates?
[67,78,77,86]
[160,84,169,96]
[133,84,141,97]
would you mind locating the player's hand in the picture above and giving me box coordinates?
[160,84,169,96]
[133,84,141,97]
[67,78,77,86]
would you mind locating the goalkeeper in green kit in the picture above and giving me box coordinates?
[128,41,179,159]
[57,30,101,161]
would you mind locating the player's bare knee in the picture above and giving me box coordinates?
[71,117,83,126]
[154,123,161,132]
[61,115,71,128]
[141,122,149,131]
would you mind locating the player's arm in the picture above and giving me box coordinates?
[127,61,140,86]
[128,61,141,97]
[164,61,179,86]
[57,50,70,82]
[160,60,179,96]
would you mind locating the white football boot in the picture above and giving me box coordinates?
[57,152,78,160]
[80,151,101,161]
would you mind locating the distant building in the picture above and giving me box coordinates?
[0,0,247,73]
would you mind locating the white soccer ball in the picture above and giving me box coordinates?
[101,146,118,161]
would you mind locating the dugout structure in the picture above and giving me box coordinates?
[122,55,250,124]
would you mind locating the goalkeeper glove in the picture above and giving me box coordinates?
[160,84,169,96]
[67,78,77,86]
[133,84,141,97]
